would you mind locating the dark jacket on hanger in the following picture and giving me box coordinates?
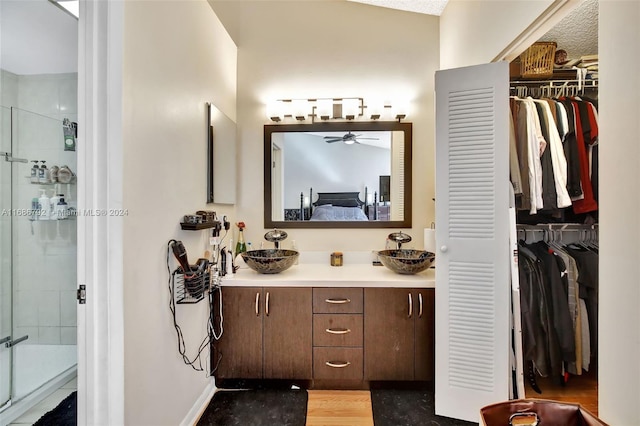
[526,241,576,363]
[565,245,599,357]
[559,99,583,198]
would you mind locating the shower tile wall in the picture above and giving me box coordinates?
[1,70,78,346]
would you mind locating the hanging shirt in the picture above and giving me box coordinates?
[554,101,569,143]
[509,111,524,195]
[569,99,598,214]
[533,100,572,208]
[517,98,546,214]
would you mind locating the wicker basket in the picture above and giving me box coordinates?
[519,42,557,79]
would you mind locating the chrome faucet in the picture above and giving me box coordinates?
[387,231,412,250]
[264,229,288,249]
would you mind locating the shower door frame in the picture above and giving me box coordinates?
[0,106,17,412]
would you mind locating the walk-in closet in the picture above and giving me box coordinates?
[509,0,599,415]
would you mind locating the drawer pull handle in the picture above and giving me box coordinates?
[325,328,351,335]
[325,298,351,304]
[266,291,270,316]
[326,361,351,368]
[408,293,413,318]
[255,292,260,316]
[419,293,423,318]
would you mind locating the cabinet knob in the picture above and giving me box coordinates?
[440,245,448,253]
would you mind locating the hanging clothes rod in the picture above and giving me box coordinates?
[516,223,598,243]
[509,79,598,87]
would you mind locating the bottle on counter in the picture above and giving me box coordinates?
[235,226,247,256]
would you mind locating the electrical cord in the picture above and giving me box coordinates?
[166,240,211,372]
[210,285,224,340]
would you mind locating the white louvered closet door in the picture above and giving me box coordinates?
[434,62,511,422]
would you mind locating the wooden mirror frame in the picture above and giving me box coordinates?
[264,121,412,228]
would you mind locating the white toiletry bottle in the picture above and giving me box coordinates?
[55,196,68,220]
[50,192,61,219]
[38,189,50,220]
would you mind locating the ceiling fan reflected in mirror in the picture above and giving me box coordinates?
[324,131,380,145]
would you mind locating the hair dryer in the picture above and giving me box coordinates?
[171,240,193,274]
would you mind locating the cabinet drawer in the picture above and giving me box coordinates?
[313,347,363,380]
[313,288,363,313]
[313,314,363,347]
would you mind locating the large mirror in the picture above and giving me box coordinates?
[264,121,412,228]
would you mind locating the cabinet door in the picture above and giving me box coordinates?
[364,288,415,380]
[263,287,312,379]
[214,287,263,379]
[414,289,435,381]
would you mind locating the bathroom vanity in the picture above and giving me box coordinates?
[213,259,435,389]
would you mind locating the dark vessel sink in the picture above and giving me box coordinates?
[377,249,435,275]
[241,249,299,274]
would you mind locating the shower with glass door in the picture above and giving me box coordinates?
[1,100,78,418]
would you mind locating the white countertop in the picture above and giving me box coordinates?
[221,251,436,288]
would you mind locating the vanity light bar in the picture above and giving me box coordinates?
[266,97,407,123]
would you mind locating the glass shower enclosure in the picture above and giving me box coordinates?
[0,104,77,414]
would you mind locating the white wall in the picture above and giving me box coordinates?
[121,2,236,425]
[212,0,439,251]
[598,2,640,423]
[440,0,555,69]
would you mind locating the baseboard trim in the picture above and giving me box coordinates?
[180,379,217,426]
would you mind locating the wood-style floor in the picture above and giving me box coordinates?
[306,390,374,426]
[524,367,598,416]
[306,371,599,426]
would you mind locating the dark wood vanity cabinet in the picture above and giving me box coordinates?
[364,288,435,381]
[215,285,434,386]
[214,286,312,380]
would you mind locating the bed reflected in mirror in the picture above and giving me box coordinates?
[264,121,412,229]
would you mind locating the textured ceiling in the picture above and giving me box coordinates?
[347,0,448,16]
[347,0,598,59]
[538,0,598,59]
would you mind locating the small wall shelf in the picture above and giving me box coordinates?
[180,221,220,231]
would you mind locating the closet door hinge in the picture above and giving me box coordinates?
[77,284,86,304]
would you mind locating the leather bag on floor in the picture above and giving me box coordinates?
[480,398,608,426]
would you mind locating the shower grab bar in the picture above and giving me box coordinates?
[5,335,28,348]
[1,152,28,163]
